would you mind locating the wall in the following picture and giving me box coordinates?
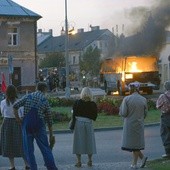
[0,19,37,90]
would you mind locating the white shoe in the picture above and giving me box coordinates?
[162,154,170,158]
[140,156,148,168]
[130,165,138,169]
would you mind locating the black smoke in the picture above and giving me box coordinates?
[117,0,170,56]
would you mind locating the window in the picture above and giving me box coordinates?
[8,28,18,46]
[73,56,76,64]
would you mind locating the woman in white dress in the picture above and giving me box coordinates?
[0,85,30,170]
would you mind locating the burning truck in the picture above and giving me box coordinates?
[100,55,160,95]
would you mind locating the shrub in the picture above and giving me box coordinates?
[48,97,75,107]
[147,99,157,110]
[96,97,121,115]
[97,102,119,115]
[51,111,70,123]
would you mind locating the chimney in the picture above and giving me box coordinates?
[49,29,53,35]
[38,29,42,33]
[91,26,100,31]
[77,28,84,33]
[61,27,65,35]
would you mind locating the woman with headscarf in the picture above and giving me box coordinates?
[156,81,170,158]
[119,82,148,169]
[72,87,98,168]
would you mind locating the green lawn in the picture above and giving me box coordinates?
[147,158,170,170]
[0,107,161,130]
[51,107,161,130]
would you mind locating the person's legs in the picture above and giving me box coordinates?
[35,128,58,170]
[131,151,139,168]
[139,151,148,168]
[8,157,15,169]
[87,154,92,167]
[23,158,30,169]
[75,154,81,167]
[138,151,144,159]
[24,134,37,170]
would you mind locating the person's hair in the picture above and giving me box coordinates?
[37,82,48,92]
[164,81,170,91]
[5,85,18,106]
[129,84,139,94]
[80,87,93,101]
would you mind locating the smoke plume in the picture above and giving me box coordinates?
[118,0,170,56]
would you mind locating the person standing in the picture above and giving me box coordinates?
[13,82,58,170]
[156,81,170,158]
[0,85,30,170]
[119,83,148,169]
[72,87,98,167]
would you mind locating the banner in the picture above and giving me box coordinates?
[1,72,7,93]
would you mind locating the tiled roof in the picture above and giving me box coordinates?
[38,29,111,53]
[0,0,41,19]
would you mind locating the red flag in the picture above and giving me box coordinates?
[1,73,7,93]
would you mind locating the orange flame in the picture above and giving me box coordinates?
[129,62,142,72]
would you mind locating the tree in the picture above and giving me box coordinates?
[80,46,101,76]
[39,52,65,68]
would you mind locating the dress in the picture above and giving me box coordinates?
[119,92,148,151]
[0,99,24,157]
[73,99,98,154]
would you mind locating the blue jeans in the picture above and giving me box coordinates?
[22,125,58,170]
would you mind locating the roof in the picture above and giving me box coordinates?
[0,0,41,19]
[37,32,52,45]
[38,29,112,53]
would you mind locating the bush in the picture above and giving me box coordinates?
[48,97,75,107]
[147,99,157,110]
[51,111,70,123]
[96,97,122,115]
[48,96,157,120]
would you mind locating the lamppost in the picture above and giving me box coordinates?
[65,0,70,98]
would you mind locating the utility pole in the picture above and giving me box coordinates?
[65,0,70,98]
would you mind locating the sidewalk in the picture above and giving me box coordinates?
[0,162,152,170]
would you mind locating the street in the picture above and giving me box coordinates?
[0,125,164,169]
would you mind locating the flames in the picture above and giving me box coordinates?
[128,62,142,72]
[100,56,158,75]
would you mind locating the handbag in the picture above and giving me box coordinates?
[69,100,79,130]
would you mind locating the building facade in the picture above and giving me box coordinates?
[0,0,41,91]
[159,32,170,87]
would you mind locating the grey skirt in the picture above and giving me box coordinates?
[73,117,96,154]
[0,118,24,157]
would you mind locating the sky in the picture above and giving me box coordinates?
[14,0,156,36]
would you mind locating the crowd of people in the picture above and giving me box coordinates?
[39,70,66,92]
[0,80,170,169]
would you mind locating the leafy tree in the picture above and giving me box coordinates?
[39,52,65,68]
[80,46,101,76]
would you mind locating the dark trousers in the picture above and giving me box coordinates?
[160,114,170,155]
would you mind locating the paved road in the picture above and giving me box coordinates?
[0,125,164,169]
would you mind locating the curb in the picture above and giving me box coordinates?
[52,122,160,134]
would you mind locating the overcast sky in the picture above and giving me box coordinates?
[14,0,156,36]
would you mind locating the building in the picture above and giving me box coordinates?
[0,0,41,91]
[159,31,170,86]
[37,26,116,83]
